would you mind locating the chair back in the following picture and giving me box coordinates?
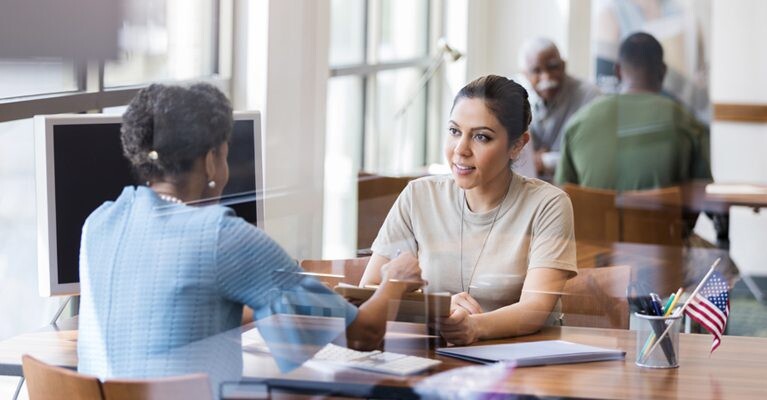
[562,184,620,242]
[22,354,104,400]
[564,183,685,246]
[616,186,684,246]
[102,374,211,400]
[560,265,631,329]
[300,257,371,287]
[357,173,417,253]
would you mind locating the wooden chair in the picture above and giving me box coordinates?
[616,186,684,246]
[560,265,631,329]
[564,184,685,246]
[22,354,104,400]
[357,173,418,254]
[562,184,620,242]
[299,257,370,287]
[102,374,212,400]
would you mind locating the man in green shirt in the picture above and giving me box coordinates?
[555,32,711,192]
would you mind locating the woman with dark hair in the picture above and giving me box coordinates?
[361,75,577,345]
[77,83,423,394]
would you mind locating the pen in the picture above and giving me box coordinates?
[661,293,676,315]
[639,289,680,358]
[663,288,684,317]
[649,293,664,316]
[640,292,678,364]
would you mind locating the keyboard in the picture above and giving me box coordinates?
[312,343,441,376]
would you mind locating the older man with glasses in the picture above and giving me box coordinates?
[518,38,601,180]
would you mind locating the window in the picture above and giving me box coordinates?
[324,0,441,257]
[0,119,61,342]
[377,0,429,63]
[327,0,434,175]
[0,59,78,98]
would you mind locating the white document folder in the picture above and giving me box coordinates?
[436,340,625,367]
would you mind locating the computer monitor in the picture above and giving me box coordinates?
[34,111,263,296]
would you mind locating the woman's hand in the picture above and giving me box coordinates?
[348,252,425,350]
[379,252,426,292]
[450,292,483,315]
[439,307,481,345]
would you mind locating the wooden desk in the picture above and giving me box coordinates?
[2,318,766,399]
[682,181,767,249]
[0,318,77,377]
[682,181,767,214]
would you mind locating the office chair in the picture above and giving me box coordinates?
[22,354,103,400]
[101,374,212,400]
[299,257,371,287]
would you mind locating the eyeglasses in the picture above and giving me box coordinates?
[527,60,564,76]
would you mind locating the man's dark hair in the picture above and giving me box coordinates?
[618,32,666,87]
[452,75,532,146]
[121,83,233,181]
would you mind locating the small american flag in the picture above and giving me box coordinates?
[685,271,730,352]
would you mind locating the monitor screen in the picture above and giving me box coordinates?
[34,112,263,296]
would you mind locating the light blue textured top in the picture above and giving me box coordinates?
[78,186,357,395]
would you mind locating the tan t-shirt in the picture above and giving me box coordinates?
[371,172,577,312]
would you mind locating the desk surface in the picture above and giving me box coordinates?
[0,317,77,376]
[682,181,767,214]
[2,318,766,399]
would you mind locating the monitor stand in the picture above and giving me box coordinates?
[49,296,74,326]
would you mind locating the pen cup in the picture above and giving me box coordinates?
[634,312,682,368]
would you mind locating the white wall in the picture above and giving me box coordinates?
[711,0,767,104]
[710,0,767,275]
[465,0,591,82]
[233,0,330,259]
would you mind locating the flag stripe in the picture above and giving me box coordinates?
[688,303,724,335]
[688,306,722,330]
[687,306,723,339]
[687,303,724,332]
[696,297,727,327]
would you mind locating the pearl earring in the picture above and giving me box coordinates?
[208,180,216,189]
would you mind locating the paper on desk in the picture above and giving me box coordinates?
[706,183,767,195]
[437,340,625,367]
[241,327,269,355]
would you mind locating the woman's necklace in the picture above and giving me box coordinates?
[157,193,184,204]
[459,181,511,294]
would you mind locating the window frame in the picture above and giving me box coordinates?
[327,0,443,172]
